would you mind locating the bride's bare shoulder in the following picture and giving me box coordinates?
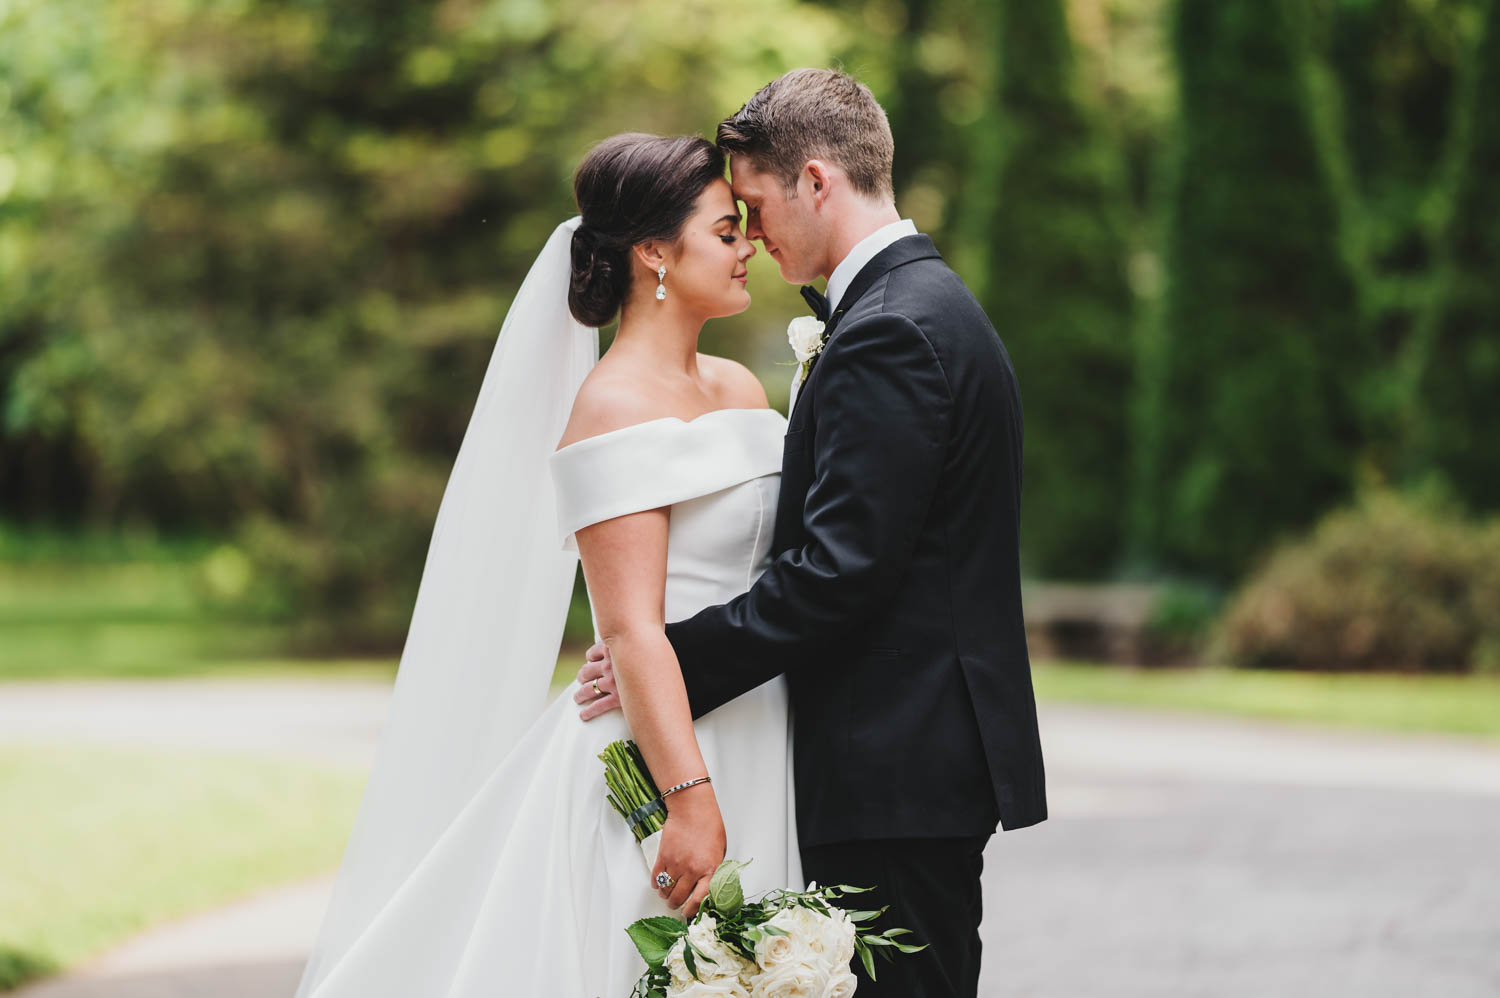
[555,355,769,452]
[698,353,769,410]
[555,367,667,452]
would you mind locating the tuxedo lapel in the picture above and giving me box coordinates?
[789,234,944,419]
[822,233,942,342]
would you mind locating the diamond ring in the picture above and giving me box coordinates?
[655,871,675,890]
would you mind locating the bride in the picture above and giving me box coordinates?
[293,133,803,998]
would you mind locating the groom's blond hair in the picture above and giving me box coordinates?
[716,68,895,201]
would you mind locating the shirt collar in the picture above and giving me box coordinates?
[824,218,919,314]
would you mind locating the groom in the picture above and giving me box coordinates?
[578,68,1046,998]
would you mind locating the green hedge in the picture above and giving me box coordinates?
[1416,0,1500,510]
[984,0,1135,578]
[1141,0,1368,578]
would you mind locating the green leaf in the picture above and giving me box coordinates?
[625,916,688,967]
[708,858,752,918]
[856,939,878,981]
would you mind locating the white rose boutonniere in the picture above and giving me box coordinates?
[787,315,827,384]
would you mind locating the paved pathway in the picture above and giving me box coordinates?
[6,678,1499,997]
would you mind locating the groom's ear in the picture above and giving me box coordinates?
[803,159,833,206]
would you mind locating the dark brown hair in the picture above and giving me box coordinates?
[568,134,725,327]
[716,68,895,200]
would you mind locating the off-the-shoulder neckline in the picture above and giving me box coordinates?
[552,406,786,455]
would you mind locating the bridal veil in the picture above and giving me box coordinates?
[293,217,598,997]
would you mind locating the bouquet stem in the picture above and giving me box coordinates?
[600,739,667,847]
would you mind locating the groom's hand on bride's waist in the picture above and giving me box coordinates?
[575,641,621,720]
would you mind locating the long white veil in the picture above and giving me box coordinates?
[293,216,598,997]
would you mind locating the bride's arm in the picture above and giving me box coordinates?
[573,504,726,918]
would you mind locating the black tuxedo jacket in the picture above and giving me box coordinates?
[665,234,1046,848]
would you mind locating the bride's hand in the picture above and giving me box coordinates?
[651,783,726,918]
[575,642,622,720]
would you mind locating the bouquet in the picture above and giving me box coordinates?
[601,739,925,998]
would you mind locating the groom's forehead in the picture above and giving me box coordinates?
[730,181,767,212]
[728,158,769,200]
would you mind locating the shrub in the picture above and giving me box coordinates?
[1212,491,1500,672]
[1143,580,1226,663]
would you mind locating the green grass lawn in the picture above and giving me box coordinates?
[0,558,289,681]
[1032,660,1500,739]
[0,742,366,992]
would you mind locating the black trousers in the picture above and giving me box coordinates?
[800,834,991,998]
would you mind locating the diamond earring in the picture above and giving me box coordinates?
[656,265,666,301]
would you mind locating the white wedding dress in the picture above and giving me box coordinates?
[301,406,803,998]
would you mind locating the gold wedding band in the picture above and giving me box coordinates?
[592,678,602,696]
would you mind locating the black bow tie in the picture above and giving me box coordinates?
[800,285,830,323]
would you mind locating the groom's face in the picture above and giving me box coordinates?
[729,155,823,285]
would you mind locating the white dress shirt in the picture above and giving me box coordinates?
[824,217,919,313]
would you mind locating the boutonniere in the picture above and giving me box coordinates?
[787,315,827,384]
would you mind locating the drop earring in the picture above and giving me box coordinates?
[655,265,667,301]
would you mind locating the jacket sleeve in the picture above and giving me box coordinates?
[665,311,953,718]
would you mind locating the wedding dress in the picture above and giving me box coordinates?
[299,406,803,998]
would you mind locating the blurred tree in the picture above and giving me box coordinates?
[0,0,127,521]
[1064,0,1176,222]
[1314,0,1483,477]
[1415,0,1500,509]
[981,0,1135,578]
[1,0,844,645]
[883,0,952,200]
[879,0,987,244]
[1142,0,1368,578]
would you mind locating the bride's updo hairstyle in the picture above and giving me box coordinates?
[568,134,725,327]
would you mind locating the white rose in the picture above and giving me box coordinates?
[675,915,756,985]
[758,908,814,967]
[786,907,850,967]
[666,938,693,987]
[754,925,799,971]
[822,907,857,968]
[669,977,751,998]
[757,910,795,961]
[824,969,858,998]
[749,959,830,998]
[686,914,721,956]
[786,316,826,364]
[707,944,758,983]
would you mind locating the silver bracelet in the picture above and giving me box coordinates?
[660,775,712,799]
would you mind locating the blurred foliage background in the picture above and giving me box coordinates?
[2,0,1497,671]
